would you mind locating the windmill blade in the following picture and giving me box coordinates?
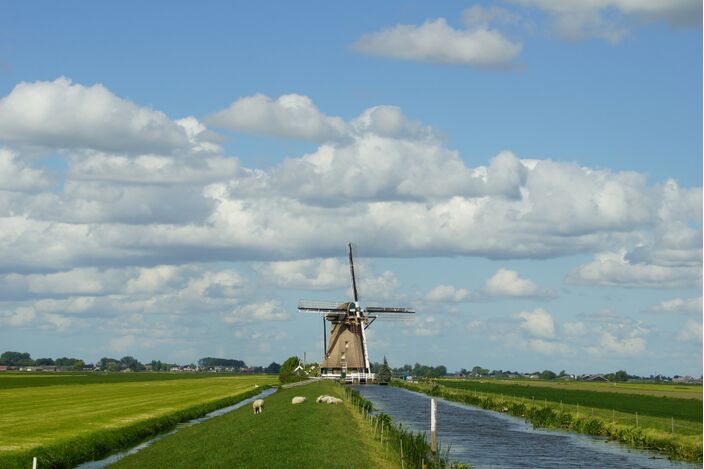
[367,314,415,322]
[348,242,359,302]
[365,306,415,314]
[298,299,348,314]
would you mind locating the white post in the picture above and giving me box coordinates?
[32,457,37,469]
[431,398,437,455]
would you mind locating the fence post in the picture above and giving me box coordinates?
[32,457,37,469]
[400,437,405,469]
[431,398,437,455]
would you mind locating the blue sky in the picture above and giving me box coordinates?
[0,1,701,375]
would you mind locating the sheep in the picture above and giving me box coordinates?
[291,396,307,404]
[316,395,342,404]
[252,399,264,414]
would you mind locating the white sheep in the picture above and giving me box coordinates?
[316,395,342,404]
[252,398,264,414]
[291,396,307,404]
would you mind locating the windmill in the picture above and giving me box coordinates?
[298,243,415,383]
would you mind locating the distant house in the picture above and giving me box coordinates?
[0,366,11,372]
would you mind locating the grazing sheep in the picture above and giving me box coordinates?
[291,396,307,404]
[252,399,264,414]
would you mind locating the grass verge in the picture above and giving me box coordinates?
[394,380,702,463]
[112,381,399,469]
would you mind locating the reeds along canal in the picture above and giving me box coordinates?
[355,385,700,469]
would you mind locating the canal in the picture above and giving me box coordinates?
[356,385,698,469]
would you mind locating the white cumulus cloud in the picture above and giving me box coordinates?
[353,17,522,67]
[517,308,555,338]
[482,268,554,299]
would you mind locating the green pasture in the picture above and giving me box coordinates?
[113,381,398,469]
[0,373,276,464]
[438,379,702,427]
[0,371,238,389]
[441,377,703,400]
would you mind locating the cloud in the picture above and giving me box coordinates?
[0,148,52,192]
[589,331,647,356]
[0,77,191,154]
[567,251,701,289]
[511,0,702,42]
[205,93,350,143]
[527,338,570,354]
[405,315,440,336]
[678,320,703,342]
[651,297,702,314]
[426,285,470,302]
[253,258,348,290]
[563,321,587,336]
[482,268,554,298]
[353,17,522,67]
[517,308,555,338]
[222,300,290,325]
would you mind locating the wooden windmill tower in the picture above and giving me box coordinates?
[298,243,415,383]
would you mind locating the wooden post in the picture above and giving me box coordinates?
[400,437,405,469]
[32,457,37,469]
[431,398,437,455]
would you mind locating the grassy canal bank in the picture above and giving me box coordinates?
[394,380,703,463]
[113,381,402,469]
[0,373,276,468]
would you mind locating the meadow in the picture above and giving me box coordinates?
[0,372,276,468]
[437,379,702,424]
[112,381,401,469]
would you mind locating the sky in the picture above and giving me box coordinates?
[0,1,701,376]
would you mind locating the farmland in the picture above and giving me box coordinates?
[113,381,400,469]
[0,372,276,468]
[437,379,702,424]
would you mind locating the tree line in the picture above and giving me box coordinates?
[0,351,281,374]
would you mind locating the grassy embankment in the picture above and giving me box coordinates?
[395,379,702,463]
[0,373,276,469]
[113,381,402,469]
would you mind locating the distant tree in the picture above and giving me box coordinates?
[540,370,557,380]
[378,356,392,384]
[35,358,55,366]
[55,357,84,369]
[265,362,281,374]
[72,360,85,371]
[120,356,145,371]
[471,366,489,376]
[0,351,34,366]
[279,356,301,384]
[197,357,246,368]
[460,368,468,376]
[558,370,567,377]
[613,370,629,381]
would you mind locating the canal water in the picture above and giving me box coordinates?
[355,385,698,469]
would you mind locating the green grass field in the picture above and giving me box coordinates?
[437,379,702,427]
[0,372,276,468]
[442,378,703,400]
[113,381,398,469]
